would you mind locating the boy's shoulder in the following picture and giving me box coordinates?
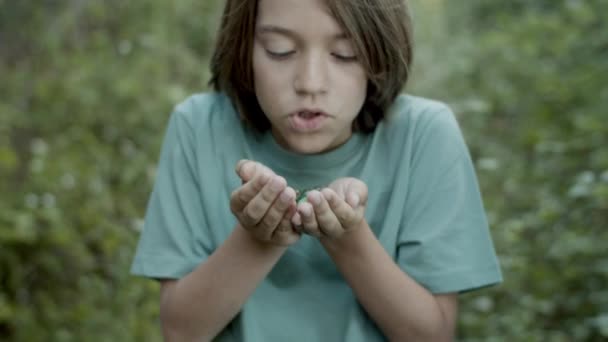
[170,92,238,128]
[383,94,458,137]
[389,93,453,121]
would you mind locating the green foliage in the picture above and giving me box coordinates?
[1,0,606,340]
[1,0,221,340]
[410,0,608,340]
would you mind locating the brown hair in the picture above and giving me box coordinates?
[209,0,413,133]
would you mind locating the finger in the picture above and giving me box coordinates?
[242,175,286,228]
[235,159,255,183]
[323,188,361,228]
[259,187,295,234]
[291,212,302,231]
[346,192,360,208]
[272,201,299,240]
[347,180,368,207]
[235,159,252,176]
[236,160,274,184]
[230,170,272,214]
[308,190,342,238]
[286,202,303,234]
[298,202,321,238]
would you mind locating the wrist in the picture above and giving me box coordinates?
[235,224,289,254]
[320,219,370,253]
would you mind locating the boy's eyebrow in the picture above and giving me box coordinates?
[256,25,296,38]
[256,24,349,40]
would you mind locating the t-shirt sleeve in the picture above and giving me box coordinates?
[130,108,211,280]
[396,106,502,294]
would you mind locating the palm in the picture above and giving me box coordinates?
[328,177,367,207]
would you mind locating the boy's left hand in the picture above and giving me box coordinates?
[292,177,367,239]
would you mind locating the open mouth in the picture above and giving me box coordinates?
[297,111,324,119]
[289,111,328,132]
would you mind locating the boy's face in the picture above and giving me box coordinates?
[252,0,368,154]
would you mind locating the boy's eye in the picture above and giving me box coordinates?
[266,50,295,59]
[332,53,358,62]
[265,50,357,62]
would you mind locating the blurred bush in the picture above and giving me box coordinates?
[0,1,221,340]
[410,0,608,340]
[0,0,606,341]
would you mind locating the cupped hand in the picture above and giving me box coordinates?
[292,177,368,239]
[230,159,301,246]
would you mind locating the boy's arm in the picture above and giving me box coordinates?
[159,161,299,341]
[160,224,287,342]
[321,220,458,342]
[296,179,458,341]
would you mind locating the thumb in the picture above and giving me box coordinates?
[346,180,368,208]
[346,192,360,208]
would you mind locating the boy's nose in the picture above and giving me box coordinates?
[293,52,328,96]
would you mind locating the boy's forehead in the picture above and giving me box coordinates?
[256,0,344,37]
[256,25,348,41]
[257,0,329,14]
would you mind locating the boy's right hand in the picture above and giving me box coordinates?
[230,160,301,246]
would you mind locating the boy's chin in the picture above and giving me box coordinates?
[284,137,339,155]
[289,145,326,155]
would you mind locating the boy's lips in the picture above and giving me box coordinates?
[288,110,329,132]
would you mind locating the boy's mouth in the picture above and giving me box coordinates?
[288,110,329,132]
[297,111,323,119]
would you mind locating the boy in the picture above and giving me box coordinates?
[131,0,502,340]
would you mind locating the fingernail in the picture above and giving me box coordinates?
[242,161,251,173]
[351,194,360,208]
[292,214,301,226]
[271,177,284,191]
[258,171,270,184]
[322,190,333,202]
[300,205,312,217]
[308,191,321,206]
[280,191,291,203]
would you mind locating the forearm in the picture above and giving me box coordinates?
[321,221,454,341]
[161,224,287,341]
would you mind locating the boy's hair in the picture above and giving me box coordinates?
[209,0,413,133]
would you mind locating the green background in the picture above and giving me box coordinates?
[1,0,607,340]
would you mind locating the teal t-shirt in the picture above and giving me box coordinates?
[131,92,502,341]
